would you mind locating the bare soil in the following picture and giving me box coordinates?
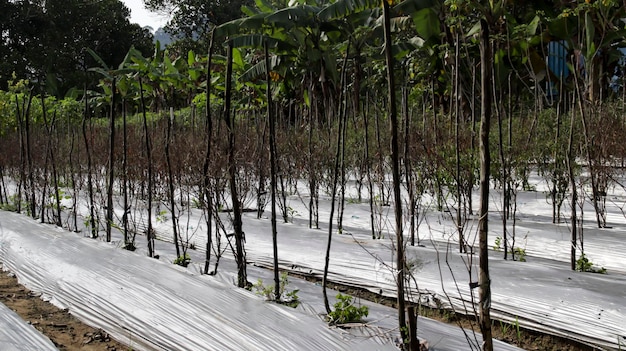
[0,266,129,351]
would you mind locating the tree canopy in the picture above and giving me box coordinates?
[144,0,253,53]
[0,0,154,96]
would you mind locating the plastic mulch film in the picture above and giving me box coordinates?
[0,211,395,351]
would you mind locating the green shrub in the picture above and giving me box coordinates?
[327,293,369,325]
[493,236,502,251]
[0,201,17,212]
[0,194,22,212]
[252,272,299,308]
[156,210,168,223]
[513,247,526,262]
[493,237,526,262]
[576,254,607,274]
[173,253,191,267]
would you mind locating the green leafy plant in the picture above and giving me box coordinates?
[493,237,525,261]
[110,220,122,232]
[252,272,299,308]
[83,215,93,230]
[0,194,25,212]
[173,253,191,267]
[493,236,502,251]
[576,253,607,274]
[46,189,71,209]
[0,202,16,211]
[347,197,362,204]
[156,210,168,223]
[327,293,369,325]
[513,247,526,262]
[400,325,410,345]
[0,194,19,212]
[191,198,202,209]
[499,320,511,335]
[287,206,298,223]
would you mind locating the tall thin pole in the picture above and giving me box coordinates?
[383,0,407,344]
[224,41,247,288]
[478,19,494,351]
[106,78,116,242]
[265,39,280,300]
[139,77,154,257]
[203,31,215,275]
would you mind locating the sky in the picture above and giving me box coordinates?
[121,0,170,31]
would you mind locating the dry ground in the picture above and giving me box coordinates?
[0,266,130,351]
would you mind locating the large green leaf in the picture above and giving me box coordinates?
[229,34,284,50]
[392,36,424,59]
[118,47,139,71]
[411,7,439,41]
[265,5,320,30]
[240,12,271,29]
[241,5,259,16]
[393,0,436,17]
[303,89,310,107]
[547,16,576,41]
[87,67,111,78]
[255,0,277,14]
[163,55,177,76]
[317,0,380,21]
[86,48,110,71]
[240,55,281,82]
[372,14,411,32]
[232,48,246,70]
[187,50,196,67]
[584,11,596,59]
[214,18,248,40]
[526,15,540,37]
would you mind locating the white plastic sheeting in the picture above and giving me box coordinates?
[2,172,626,350]
[240,213,626,350]
[0,211,396,351]
[0,300,58,351]
[243,263,525,351]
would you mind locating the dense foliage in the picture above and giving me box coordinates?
[0,0,154,95]
[145,0,254,53]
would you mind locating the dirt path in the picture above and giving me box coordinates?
[0,266,130,351]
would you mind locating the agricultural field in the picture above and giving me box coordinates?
[0,173,625,350]
[3,1,626,350]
